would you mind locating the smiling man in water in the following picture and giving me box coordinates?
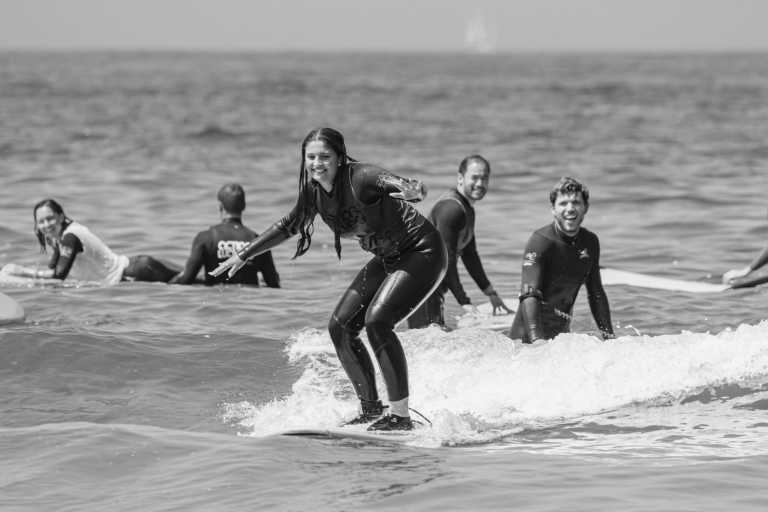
[407,154,509,329]
[508,176,614,342]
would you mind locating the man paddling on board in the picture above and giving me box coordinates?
[508,177,614,343]
[407,154,510,329]
[171,183,280,287]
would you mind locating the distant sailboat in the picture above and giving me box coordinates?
[464,13,495,53]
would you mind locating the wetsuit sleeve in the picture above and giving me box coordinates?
[253,251,280,288]
[748,244,768,273]
[460,237,492,294]
[518,233,547,342]
[354,165,424,204]
[51,232,83,279]
[171,231,206,284]
[584,237,614,340]
[431,199,471,305]
[238,208,298,261]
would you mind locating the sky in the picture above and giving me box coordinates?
[1,0,767,53]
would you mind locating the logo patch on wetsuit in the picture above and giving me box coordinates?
[217,240,249,259]
[578,248,590,260]
[523,251,538,266]
[60,245,73,257]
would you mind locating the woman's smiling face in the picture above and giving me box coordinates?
[304,140,340,192]
[35,204,65,240]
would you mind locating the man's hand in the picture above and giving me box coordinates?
[487,292,511,315]
[483,286,511,315]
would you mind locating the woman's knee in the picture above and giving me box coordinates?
[328,315,362,348]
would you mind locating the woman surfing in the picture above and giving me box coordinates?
[211,127,446,431]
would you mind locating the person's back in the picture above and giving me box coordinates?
[201,219,279,286]
[172,183,280,287]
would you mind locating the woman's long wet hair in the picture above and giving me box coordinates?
[33,198,71,253]
[292,127,353,260]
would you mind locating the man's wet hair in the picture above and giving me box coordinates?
[549,176,589,207]
[217,183,246,214]
[458,155,491,175]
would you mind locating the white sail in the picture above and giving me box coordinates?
[464,13,495,53]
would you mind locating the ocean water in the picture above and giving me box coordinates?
[1,51,768,511]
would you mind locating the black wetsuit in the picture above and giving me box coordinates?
[241,163,446,403]
[408,188,491,328]
[173,218,280,287]
[509,223,613,342]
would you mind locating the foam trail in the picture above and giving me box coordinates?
[227,321,768,447]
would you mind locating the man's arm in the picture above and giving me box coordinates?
[170,232,206,285]
[253,251,281,288]
[723,243,768,283]
[517,234,546,342]
[461,237,510,314]
[584,238,614,340]
[432,199,471,305]
[460,237,491,292]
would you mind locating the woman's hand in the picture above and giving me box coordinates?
[390,179,427,202]
[209,253,247,279]
[378,174,427,202]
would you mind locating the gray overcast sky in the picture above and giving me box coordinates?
[1,0,767,52]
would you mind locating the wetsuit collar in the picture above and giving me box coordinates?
[453,187,473,209]
[553,221,579,242]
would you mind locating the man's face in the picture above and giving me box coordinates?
[552,192,588,236]
[457,161,490,202]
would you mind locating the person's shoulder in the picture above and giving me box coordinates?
[531,223,556,239]
[578,226,600,244]
[432,190,466,213]
[351,162,382,173]
[62,221,89,241]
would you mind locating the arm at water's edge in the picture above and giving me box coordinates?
[723,243,768,283]
[1,262,56,279]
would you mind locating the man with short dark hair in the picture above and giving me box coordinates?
[171,183,280,287]
[508,176,613,342]
[408,155,509,329]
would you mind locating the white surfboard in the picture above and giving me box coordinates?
[0,267,62,287]
[456,298,516,330]
[280,427,420,444]
[600,267,729,293]
[0,292,25,325]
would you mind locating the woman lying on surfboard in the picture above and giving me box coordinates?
[1,198,180,285]
[211,127,447,431]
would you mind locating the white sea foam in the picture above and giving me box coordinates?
[233,321,768,449]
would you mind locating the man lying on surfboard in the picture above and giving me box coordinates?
[508,177,615,343]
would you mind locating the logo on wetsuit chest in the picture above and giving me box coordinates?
[578,248,590,260]
[217,240,249,259]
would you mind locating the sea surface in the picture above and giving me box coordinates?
[1,51,768,511]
